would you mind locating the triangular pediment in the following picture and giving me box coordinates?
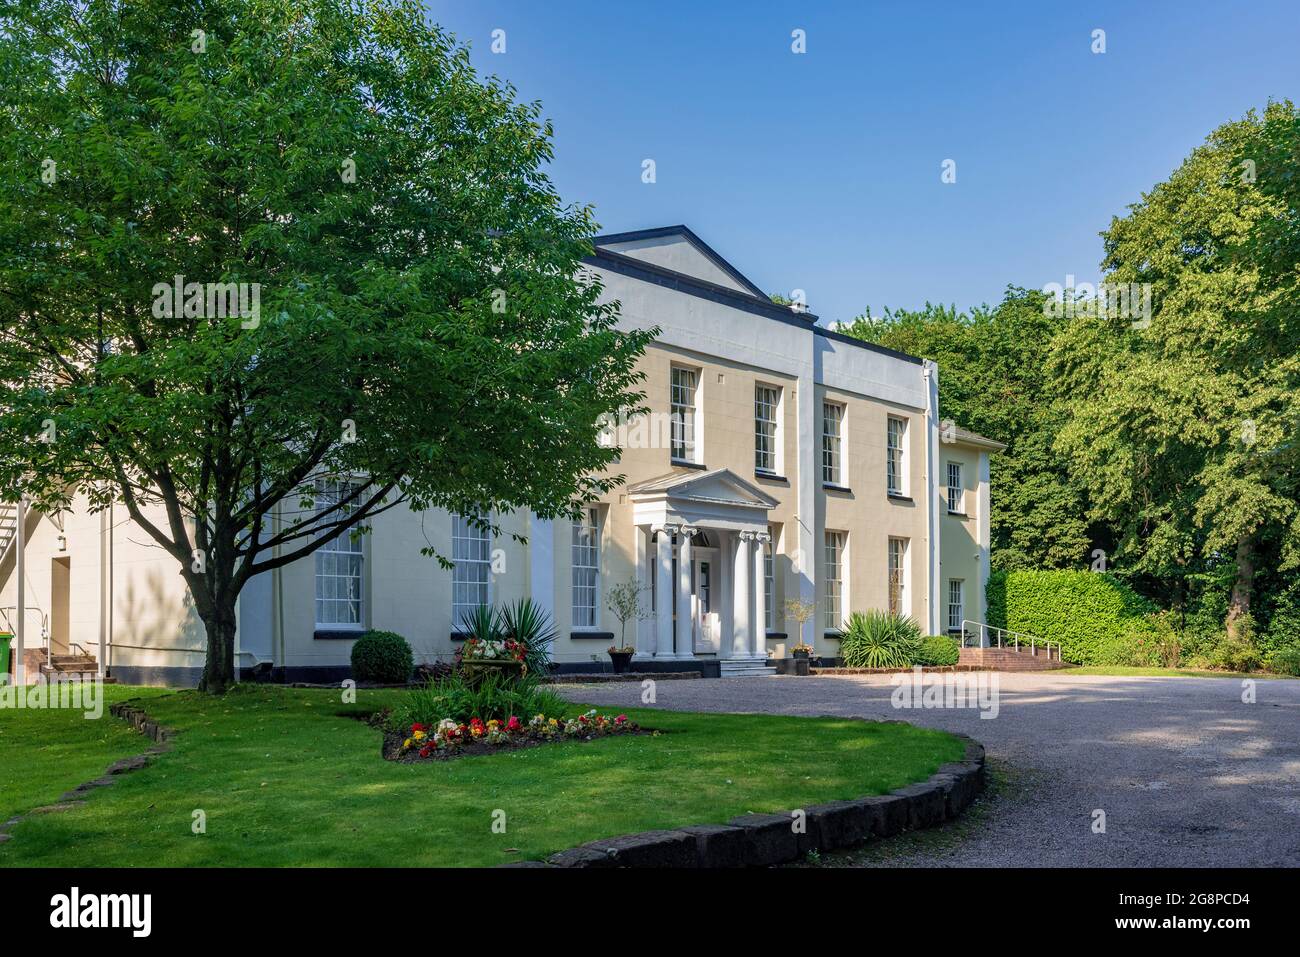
[627,468,778,511]
[592,226,769,300]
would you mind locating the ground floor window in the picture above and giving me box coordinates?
[453,513,492,626]
[764,529,775,632]
[948,578,964,633]
[888,537,907,616]
[572,507,600,628]
[824,531,845,631]
[314,478,365,628]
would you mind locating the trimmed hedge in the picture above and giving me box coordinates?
[986,570,1157,665]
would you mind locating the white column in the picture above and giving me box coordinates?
[676,527,694,658]
[732,531,751,657]
[634,525,653,658]
[753,532,768,658]
[655,524,677,657]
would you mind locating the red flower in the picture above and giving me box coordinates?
[419,745,433,758]
[411,722,427,733]
[506,716,522,732]
[615,714,627,724]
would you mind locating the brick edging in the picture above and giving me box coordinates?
[501,733,987,868]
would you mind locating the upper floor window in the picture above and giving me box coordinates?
[755,384,781,474]
[822,402,844,485]
[452,513,492,627]
[572,507,601,629]
[314,478,365,629]
[824,530,845,631]
[887,416,907,495]
[946,461,964,513]
[670,366,699,463]
[948,579,965,634]
[888,536,907,616]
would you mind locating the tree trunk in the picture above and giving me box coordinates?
[199,605,238,693]
[1226,535,1254,641]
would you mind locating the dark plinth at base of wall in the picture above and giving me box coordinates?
[502,734,986,868]
[549,660,721,679]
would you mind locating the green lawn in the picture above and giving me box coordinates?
[0,684,963,867]
[0,684,171,823]
[1064,666,1295,679]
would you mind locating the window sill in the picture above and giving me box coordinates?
[765,632,788,641]
[755,471,789,483]
[671,459,707,471]
[314,629,365,641]
[822,483,853,494]
[946,510,969,518]
[570,631,615,641]
[823,631,843,641]
[887,493,914,503]
[449,631,470,642]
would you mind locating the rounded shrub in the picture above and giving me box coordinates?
[915,635,960,666]
[839,610,922,668]
[350,630,414,684]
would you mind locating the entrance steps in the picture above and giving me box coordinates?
[720,658,777,678]
[38,654,116,682]
[958,647,1072,672]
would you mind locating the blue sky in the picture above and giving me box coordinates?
[426,1,1298,324]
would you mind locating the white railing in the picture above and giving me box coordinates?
[961,619,1060,661]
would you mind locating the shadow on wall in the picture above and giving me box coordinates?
[110,560,206,670]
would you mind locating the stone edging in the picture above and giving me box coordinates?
[501,732,986,868]
[810,665,992,676]
[542,671,703,684]
[0,699,175,845]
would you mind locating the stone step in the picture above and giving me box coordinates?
[719,660,778,678]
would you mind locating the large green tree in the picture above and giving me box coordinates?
[1048,101,1300,639]
[840,290,1092,571]
[0,0,652,690]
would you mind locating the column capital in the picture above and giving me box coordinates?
[653,521,682,535]
[679,524,699,538]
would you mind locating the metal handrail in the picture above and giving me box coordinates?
[960,619,1060,661]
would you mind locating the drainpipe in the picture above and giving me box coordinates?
[15,494,25,685]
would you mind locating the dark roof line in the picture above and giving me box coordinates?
[591,225,772,302]
[584,245,924,365]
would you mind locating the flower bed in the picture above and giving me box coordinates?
[381,709,649,762]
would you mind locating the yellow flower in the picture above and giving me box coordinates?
[412,730,427,741]
[403,738,413,748]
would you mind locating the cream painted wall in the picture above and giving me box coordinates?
[938,443,987,632]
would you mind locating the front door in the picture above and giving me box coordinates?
[692,548,721,653]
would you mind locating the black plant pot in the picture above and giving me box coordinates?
[609,651,634,674]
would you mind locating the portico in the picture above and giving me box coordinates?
[626,469,776,670]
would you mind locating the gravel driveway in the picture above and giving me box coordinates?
[556,672,1300,866]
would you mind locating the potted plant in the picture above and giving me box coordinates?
[607,644,635,674]
[606,580,652,674]
[783,598,817,674]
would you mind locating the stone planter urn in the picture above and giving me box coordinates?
[608,650,634,674]
[462,658,526,687]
